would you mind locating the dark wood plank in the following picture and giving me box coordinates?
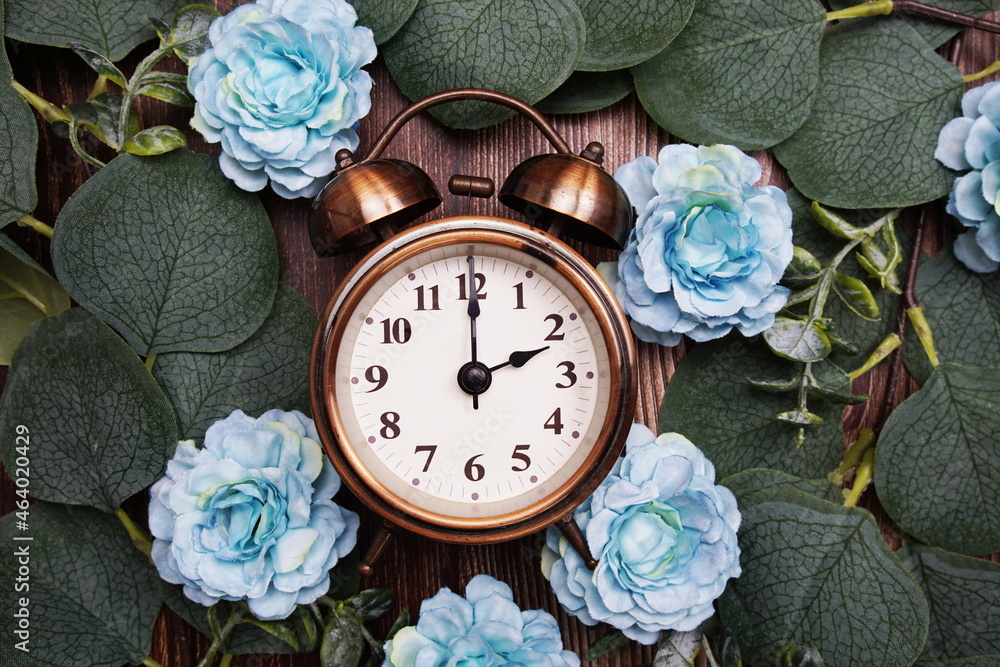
[1,10,998,667]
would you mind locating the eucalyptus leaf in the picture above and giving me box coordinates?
[0,231,49,276]
[0,503,162,667]
[166,3,218,64]
[0,309,177,511]
[52,150,279,356]
[138,81,194,106]
[632,0,824,150]
[0,299,44,366]
[158,582,300,655]
[773,20,962,208]
[153,284,316,440]
[833,273,880,321]
[4,0,187,61]
[383,0,586,129]
[828,0,1000,48]
[572,0,693,71]
[536,69,633,115]
[0,79,38,226]
[875,363,1000,555]
[652,629,701,667]
[719,468,843,505]
[121,124,187,155]
[352,0,418,44]
[70,43,126,86]
[321,613,365,667]
[0,0,10,81]
[764,318,832,363]
[901,544,1000,661]
[903,244,1000,385]
[658,340,843,479]
[718,488,929,667]
[587,627,629,660]
[347,588,394,622]
[0,243,71,364]
[241,616,300,651]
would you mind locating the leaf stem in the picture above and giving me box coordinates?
[115,507,152,557]
[900,211,939,368]
[906,307,940,367]
[219,655,233,667]
[830,428,876,485]
[142,658,165,667]
[10,80,71,123]
[827,0,893,21]
[90,74,109,100]
[964,59,1000,83]
[68,121,107,168]
[117,46,173,151]
[843,449,875,507]
[145,353,158,372]
[16,214,53,239]
[197,604,247,667]
[893,0,1000,34]
[847,332,902,380]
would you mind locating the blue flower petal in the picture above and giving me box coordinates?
[936,116,975,170]
[954,230,1000,272]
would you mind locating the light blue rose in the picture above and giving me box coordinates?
[541,424,741,644]
[602,144,793,346]
[935,81,1000,273]
[188,0,376,198]
[149,409,359,621]
[383,574,580,667]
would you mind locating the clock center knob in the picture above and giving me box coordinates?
[457,361,492,396]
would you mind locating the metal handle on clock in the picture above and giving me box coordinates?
[557,514,599,570]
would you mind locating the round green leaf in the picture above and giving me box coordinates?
[320,613,365,667]
[719,488,929,667]
[901,544,1000,662]
[720,468,843,505]
[828,0,1000,49]
[658,340,843,479]
[632,0,824,150]
[764,318,832,363]
[875,363,1000,555]
[383,0,586,129]
[353,0,418,44]
[0,308,178,512]
[572,0,693,71]
[0,503,162,666]
[153,284,318,441]
[903,244,1000,385]
[4,0,187,61]
[773,20,963,208]
[121,125,187,156]
[0,80,38,226]
[52,150,280,356]
[536,69,633,115]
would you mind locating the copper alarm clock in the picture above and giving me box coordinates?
[308,89,637,573]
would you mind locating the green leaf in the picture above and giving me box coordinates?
[900,544,1000,661]
[0,298,45,366]
[120,124,187,155]
[347,588,395,622]
[320,613,365,667]
[807,361,869,405]
[0,242,71,364]
[658,340,843,479]
[386,608,411,641]
[787,246,822,278]
[875,363,1000,555]
[383,0,586,129]
[241,617,300,651]
[572,0,693,71]
[0,309,178,511]
[0,80,38,226]
[718,488,929,667]
[833,273,880,321]
[720,467,843,504]
[352,0,418,44]
[165,3,219,64]
[632,0,825,150]
[0,503,162,666]
[810,201,867,240]
[903,244,1000,385]
[4,0,187,61]
[152,284,316,440]
[773,19,962,208]
[776,408,824,427]
[787,190,906,367]
[327,548,362,600]
[652,629,701,667]
[52,150,279,356]
[828,0,1000,48]
[158,583,301,655]
[535,69,633,115]
[70,43,127,86]
[776,645,826,667]
[66,92,138,149]
[764,318,832,363]
[138,81,194,106]
[587,627,630,660]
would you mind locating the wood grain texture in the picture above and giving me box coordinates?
[1,7,998,666]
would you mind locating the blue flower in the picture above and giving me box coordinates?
[935,81,1000,273]
[542,424,741,644]
[602,144,793,346]
[149,409,359,621]
[383,574,580,667]
[188,0,376,198]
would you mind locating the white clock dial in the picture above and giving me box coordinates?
[333,238,612,519]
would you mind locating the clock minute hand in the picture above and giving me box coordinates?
[488,346,550,372]
[467,256,480,409]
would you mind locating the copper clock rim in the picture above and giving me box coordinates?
[309,216,637,543]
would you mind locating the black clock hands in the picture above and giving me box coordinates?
[461,256,486,410]
[488,346,550,372]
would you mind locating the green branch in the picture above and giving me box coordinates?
[16,214,54,239]
[197,605,247,667]
[11,80,71,123]
[115,507,152,557]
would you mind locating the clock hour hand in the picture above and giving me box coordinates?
[488,346,550,372]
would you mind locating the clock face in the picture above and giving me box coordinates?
[316,219,632,531]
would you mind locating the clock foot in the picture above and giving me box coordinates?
[359,523,396,576]
[557,514,599,570]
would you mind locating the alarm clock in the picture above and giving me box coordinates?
[308,89,637,574]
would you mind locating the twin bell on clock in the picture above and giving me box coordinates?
[307,89,638,574]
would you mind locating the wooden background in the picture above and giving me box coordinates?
[2,6,999,666]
